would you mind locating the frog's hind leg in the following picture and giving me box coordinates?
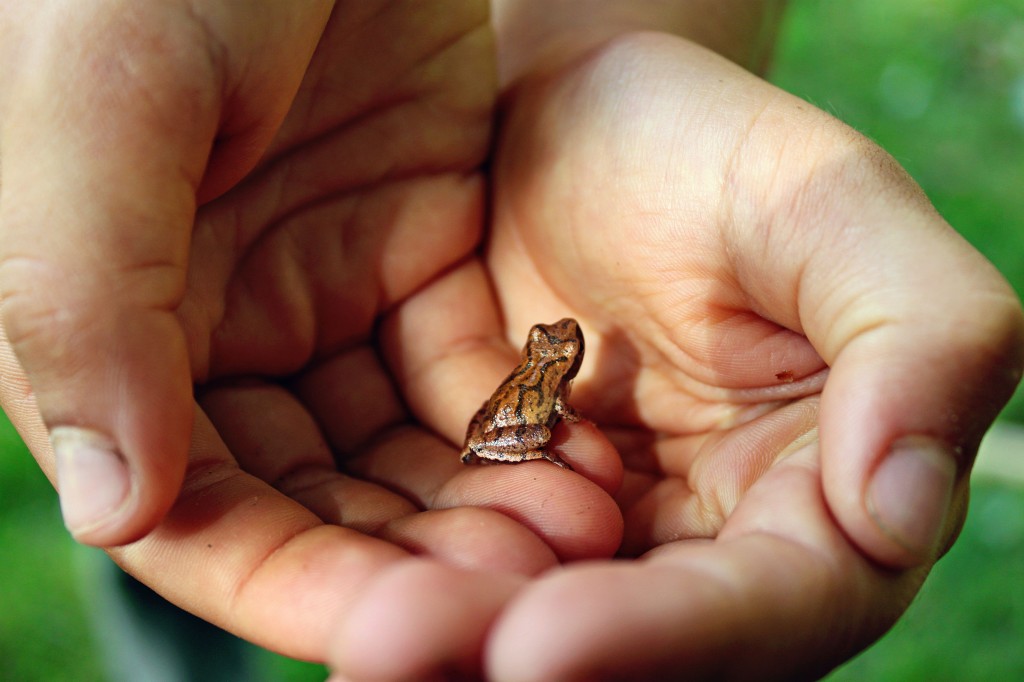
[554,396,582,423]
[520,449,574,471]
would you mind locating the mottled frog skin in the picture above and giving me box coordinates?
[460,318,584,470]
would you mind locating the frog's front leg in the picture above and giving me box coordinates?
[554,395,582,423]
[513,447,573,470]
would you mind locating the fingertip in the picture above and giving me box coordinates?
[52,427,133,543]
[862,437,958,567]
[53,424,186,547]
[823,432,958,569]
[556,419,624,497]
[329,560,523,681]
[450,463,625,562]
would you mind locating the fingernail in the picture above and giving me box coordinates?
[51,427,131,537]
[867,436,957,557]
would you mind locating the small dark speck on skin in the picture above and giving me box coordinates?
[775,370,795,383]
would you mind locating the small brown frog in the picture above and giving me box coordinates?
[460,318,584,470]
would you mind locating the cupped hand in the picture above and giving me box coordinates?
[465,32,1024,680]
[0,0,624,671]
[3,2,1023,681]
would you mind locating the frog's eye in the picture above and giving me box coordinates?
[573,327,584,354]
[527,327,547,350]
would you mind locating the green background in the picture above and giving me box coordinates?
[2,1,1023,679]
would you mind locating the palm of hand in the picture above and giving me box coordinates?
[115,14,930,682]
[113,5,622,664]
[473,34,934,679]
[0,0,1015,678]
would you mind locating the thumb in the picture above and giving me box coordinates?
[0,17,220,545]
[808,165,1024,568]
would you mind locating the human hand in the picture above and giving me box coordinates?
[450,29,1023,680]
[3,2,1022,680]
[0,0,624,668]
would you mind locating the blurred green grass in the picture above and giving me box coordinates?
[0,420,104,681]
[2,0,1023,679]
